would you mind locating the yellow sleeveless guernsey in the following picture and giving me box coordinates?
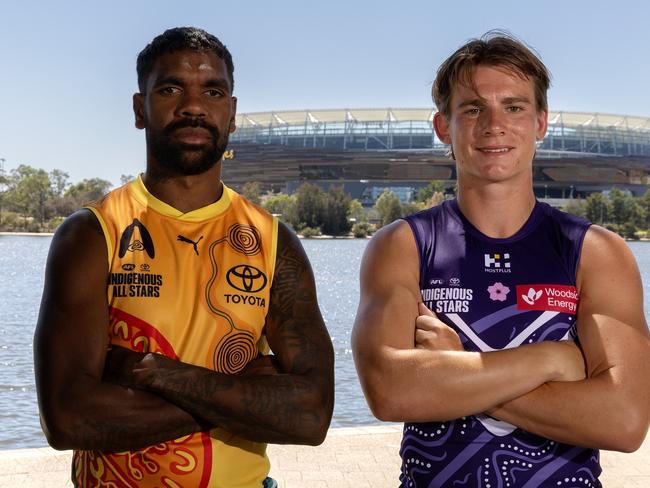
[76,176,278,488]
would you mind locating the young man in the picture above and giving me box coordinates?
[353,33,649,487]
[34,27,334,488]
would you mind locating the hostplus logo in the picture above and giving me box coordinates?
[484,253,511,273]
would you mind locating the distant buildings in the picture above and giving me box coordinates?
[223,108,650,204]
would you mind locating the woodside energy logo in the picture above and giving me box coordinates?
[515,285,579,314]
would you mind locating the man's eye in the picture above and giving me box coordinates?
[206,89,224,97]
[466,108,480,115]
[507,106,523,113]
[159,87,180,95]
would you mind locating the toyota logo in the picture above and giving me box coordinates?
[226,265,267,293]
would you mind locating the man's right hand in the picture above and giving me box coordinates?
[415,303,464,352]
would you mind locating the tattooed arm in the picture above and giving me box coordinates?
[34,210,212,452]
[124,222,335,445]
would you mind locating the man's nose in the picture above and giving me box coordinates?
[177,90,206,118]
[481,109,506,136]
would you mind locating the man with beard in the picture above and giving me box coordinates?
[34,27,334,488]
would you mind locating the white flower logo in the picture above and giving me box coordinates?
[521,287,543,305]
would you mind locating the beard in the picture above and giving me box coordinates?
[146,118,230,176]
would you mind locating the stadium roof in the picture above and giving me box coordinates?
[236,108,650,131]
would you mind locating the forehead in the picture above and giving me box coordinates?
[451,64,535,104]
[145,49,229,88]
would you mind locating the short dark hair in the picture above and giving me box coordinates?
[137,27,234,93]
[433,31,550,117]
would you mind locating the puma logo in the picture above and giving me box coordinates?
[177,235,203,256]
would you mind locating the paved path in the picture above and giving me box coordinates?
[1,425,648,487]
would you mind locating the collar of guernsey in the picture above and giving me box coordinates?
[86,175,235,268]
[129,173,233,221]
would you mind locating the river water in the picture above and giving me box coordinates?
[1,235,649,450]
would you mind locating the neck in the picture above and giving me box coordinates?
[142,161,224,213]
[456,175,536,239]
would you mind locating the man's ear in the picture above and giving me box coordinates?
[433,112,452,145]
[133,93,145,129]
[229,96,237,133]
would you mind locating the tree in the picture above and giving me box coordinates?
[65,178,112,205]
[49,169,69,197]
[640,189,650,230]
[585,193,611,225]
[402,201,425,218]
[4,165,52,227]
[241,181,262,205]
[293,183,327,230]
[120,174,135,185]
[562,199,587,219]
[627,202,647,232]
[416,180,446,203]
[322,186,352,236]
[263,193,296,225]
[347,199,366,224]
[374,190,403,227]
[424,191,445,208]
[608,187,632,226]
[0,162,7,227]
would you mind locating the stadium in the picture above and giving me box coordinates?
[222,108,650,205]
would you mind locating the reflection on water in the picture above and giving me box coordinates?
[1,235,649,449]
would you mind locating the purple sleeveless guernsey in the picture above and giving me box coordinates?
[402,199,600,488]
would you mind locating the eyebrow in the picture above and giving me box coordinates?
[456,96,533,109]
[203,78,231,91]
[501,96,533,105]
[153,76,231,92]
[152,76,184,89]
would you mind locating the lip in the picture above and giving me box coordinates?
[476,146,513,154]
[172,127,212,144]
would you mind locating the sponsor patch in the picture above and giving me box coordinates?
[516,284,578,314]
[484,253,511,273]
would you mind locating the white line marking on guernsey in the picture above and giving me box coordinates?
[446,311,559,352]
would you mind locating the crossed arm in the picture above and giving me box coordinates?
[487,226,650,451]
[352,221,649,451]
[34,211,334,452]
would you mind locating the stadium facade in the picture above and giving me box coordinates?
[222,108,650,204]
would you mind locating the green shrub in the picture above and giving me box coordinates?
[352,222,374,238]
[299,226,322,238]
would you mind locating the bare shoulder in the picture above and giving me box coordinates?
[365,219,418,257]
[361,219,419,289]
[44,209,108,287]
[271,221,314,292]
[577,225,648,346]
[581,224,635,261]
[50,209,105,255]
[354,219,421,350]
[577,225,640,291]
[275,220,307,259]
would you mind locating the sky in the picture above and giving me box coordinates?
[1,0,649,186]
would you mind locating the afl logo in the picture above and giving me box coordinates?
[226,265,267,293]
